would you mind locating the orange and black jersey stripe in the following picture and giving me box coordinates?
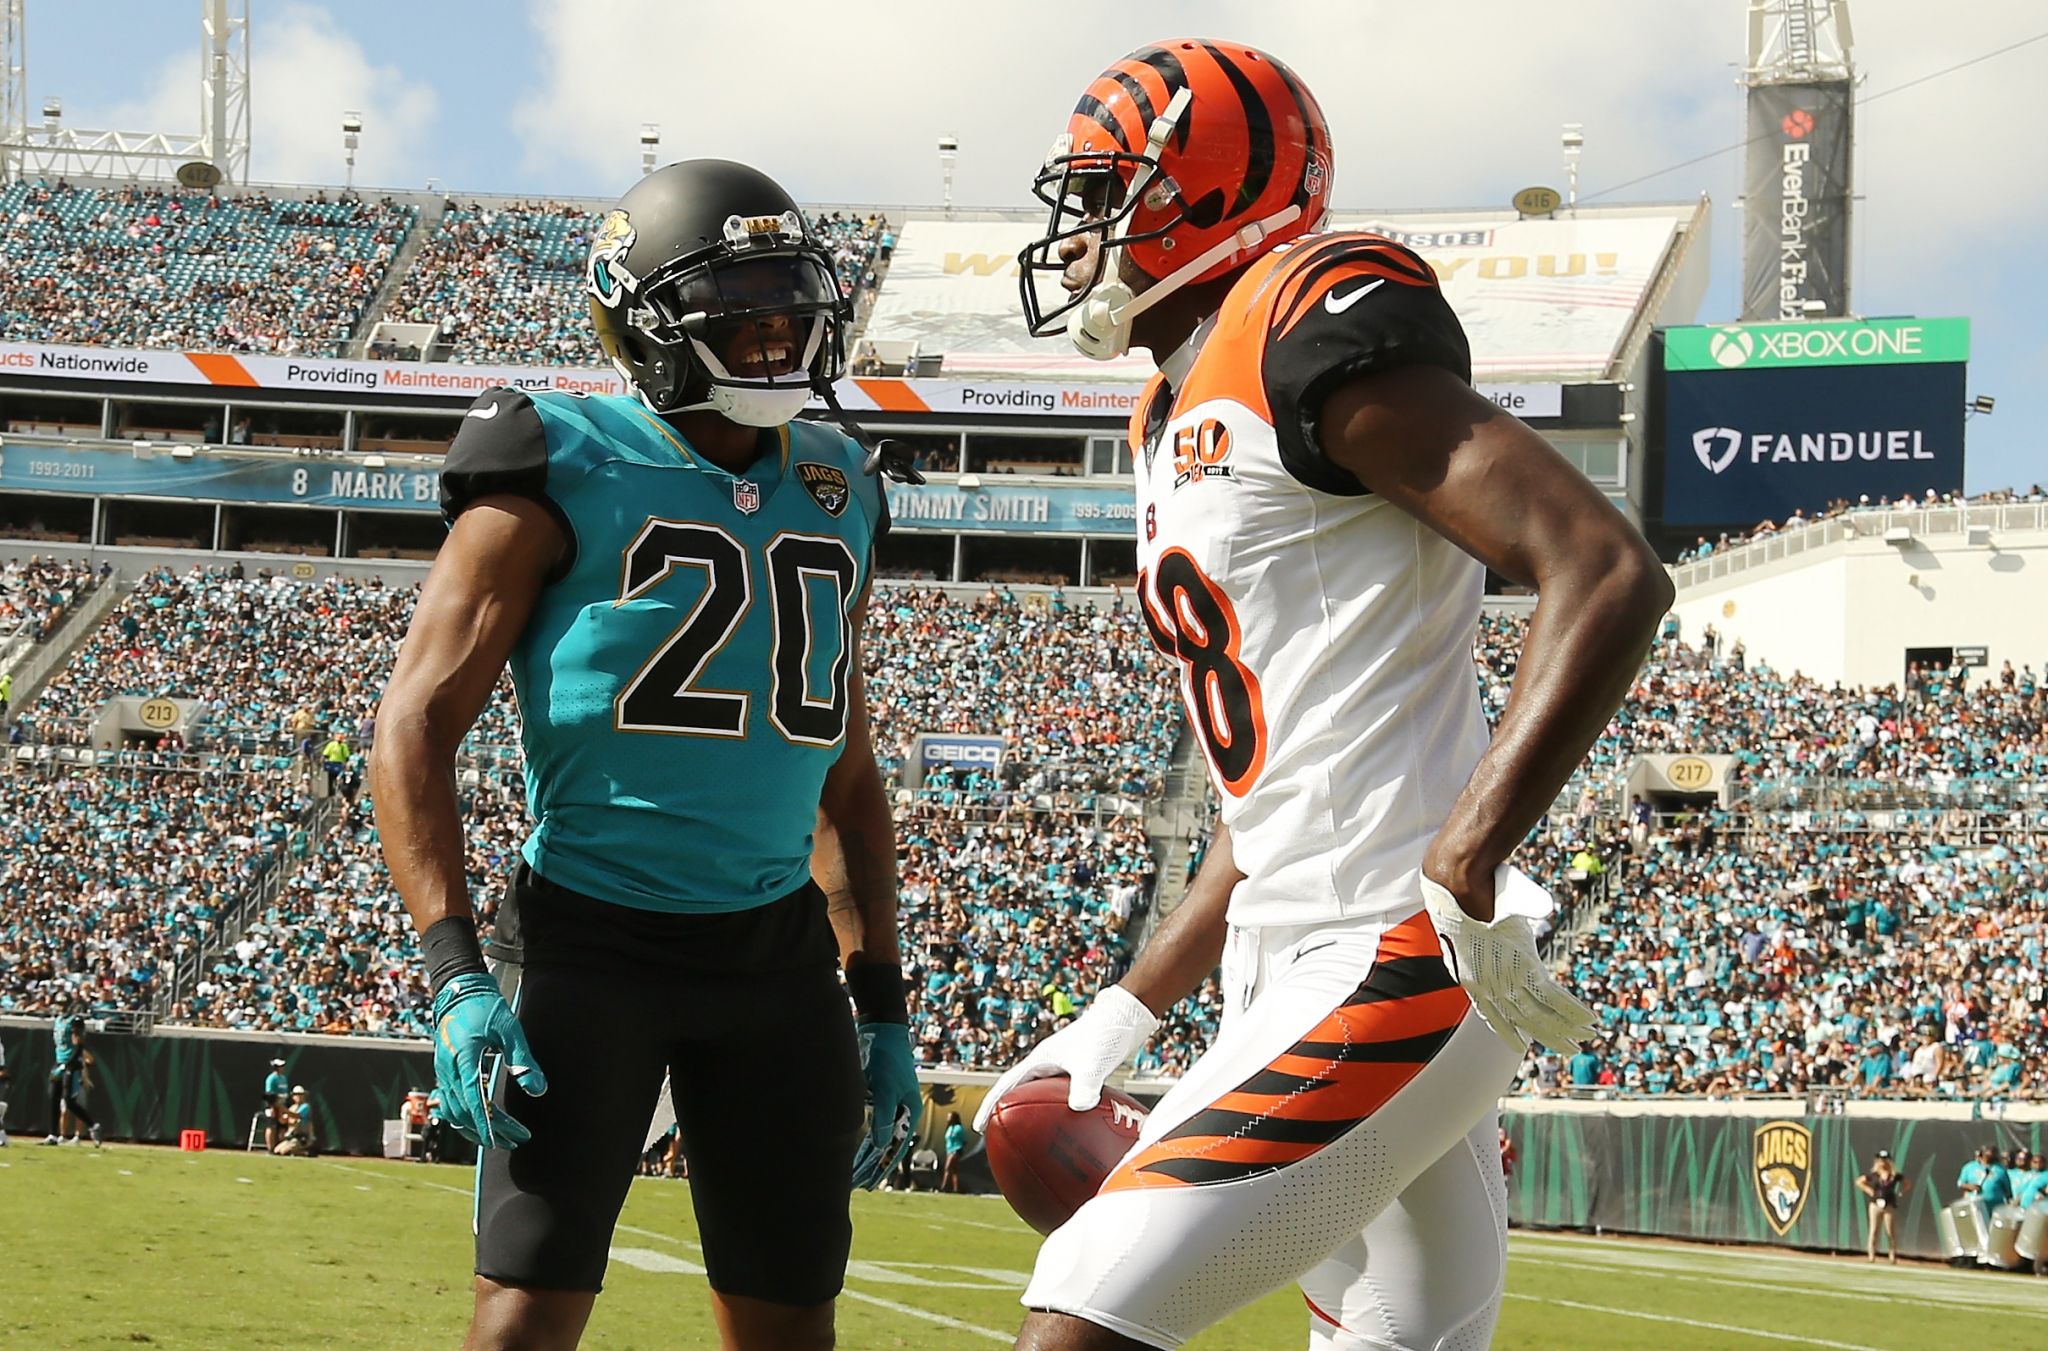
[1101,912,1469,1192]
[1136,233,1472,498]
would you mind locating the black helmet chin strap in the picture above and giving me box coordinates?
[814,380,926,485]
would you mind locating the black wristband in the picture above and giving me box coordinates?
[421,916,488,1000]
[845,958,909,1025]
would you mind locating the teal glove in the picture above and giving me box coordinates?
[850,1021,922,1190]
[432,971,547,1149]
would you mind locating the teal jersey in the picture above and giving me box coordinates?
[263,1071,290,1097]
[441,388,886,912]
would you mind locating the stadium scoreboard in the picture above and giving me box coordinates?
[1657,317,1969,529]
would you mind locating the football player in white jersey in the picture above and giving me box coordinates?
[979,38,1675,1351]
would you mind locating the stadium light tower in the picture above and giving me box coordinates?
[0,0,251,185]
[938,135,958,218]
[341,111,361,191]
[640,123,660,176]
[1561,124,1583,210]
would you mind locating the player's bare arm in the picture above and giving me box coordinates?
[1316,364,1674,919]
[814,586,900,971]
[371,495,563,933]
[1115,823,1240,1017]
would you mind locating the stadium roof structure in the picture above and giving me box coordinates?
[861,199,1712,384]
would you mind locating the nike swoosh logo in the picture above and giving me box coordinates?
[466,403,500,420]
[1324,278,1386,314]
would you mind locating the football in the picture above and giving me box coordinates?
[981,1077,1149,1236]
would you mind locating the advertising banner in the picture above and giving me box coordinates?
[910,733,1005,789]
[0,440,1148,534]
[0,343,626,399]
[0,342,1563,424]
[1505,1107,2046,1259]
[866,213,1684,382]
[1660,321,1968,528]
[1664,318,1970,372]
[1742,80,1854,320]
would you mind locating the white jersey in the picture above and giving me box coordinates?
[1131,232,1490,927]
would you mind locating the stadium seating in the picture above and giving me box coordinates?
[0,182,412,356]
[0,760,309,1016]
[866,586,1182,801]
[171,775,526,1036]
[380,202,889,366]
[8,560,2048,1099]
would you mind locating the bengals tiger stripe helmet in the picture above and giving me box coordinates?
[1020,39,1333,360]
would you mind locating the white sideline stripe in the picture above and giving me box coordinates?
[1509,1253,2048,1322]
[610,1246,708,1276]
[838,1289,1012,1343]
[323,1164,1014,1343]
[1502,1293,1896,1350]
[1510,1229,2048,1304]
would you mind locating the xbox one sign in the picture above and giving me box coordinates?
[1662,324,1966,526]
[1666,317,1970,372]
[1710,328,1754,368]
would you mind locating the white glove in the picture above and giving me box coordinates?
[1423,865,1599,1055]
[974,984,1159,1131]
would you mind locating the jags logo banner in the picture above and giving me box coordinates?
[1752,1120,1813,1237]
[798,462,851,517]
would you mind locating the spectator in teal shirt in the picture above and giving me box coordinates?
[1568,1047,1602,1088]
[261,1057,290,1151]
[1857,1042,1893,1089]
[1978,1148,2014,1206]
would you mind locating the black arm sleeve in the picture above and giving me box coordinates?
[438,388,575,582]
[1263,238,1473,496]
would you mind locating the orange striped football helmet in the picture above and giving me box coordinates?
[1020,39,1333,359]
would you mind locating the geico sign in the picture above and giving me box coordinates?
[1692,426,1935,476]
[1756,326,1924,364]
[922,741,1002,763]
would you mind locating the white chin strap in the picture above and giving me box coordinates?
[1065,203,1302,362]
[665,317,825,428]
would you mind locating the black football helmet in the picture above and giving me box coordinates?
[587,159,849,426]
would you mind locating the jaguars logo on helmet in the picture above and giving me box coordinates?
[587,209,638,304]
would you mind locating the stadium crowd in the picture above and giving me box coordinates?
[0,181,411,356]
[5,562,2048,1103]
[379,200,889,365]
[0,555,102,649]
[865,586,1181,801]
[0,765,310,1016]
[1674,485,2048,564]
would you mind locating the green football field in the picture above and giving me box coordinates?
[5,1144,2045,1349]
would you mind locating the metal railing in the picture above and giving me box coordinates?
[158,792,344,1016]
[1670,499,2048,591]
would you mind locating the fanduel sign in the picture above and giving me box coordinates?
[1662,356,1966,527]
[1665,318,1970,372]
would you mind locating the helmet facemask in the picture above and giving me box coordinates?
[1017,87,1195,357]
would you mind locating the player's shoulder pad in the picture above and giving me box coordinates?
[790,419,889,544]
[438,387,577,579]
[1248,232,1472,495]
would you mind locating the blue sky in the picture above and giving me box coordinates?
[23,0,2046,493]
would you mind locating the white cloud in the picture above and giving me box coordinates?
[511,1,1736,210]
[80,3,438,189]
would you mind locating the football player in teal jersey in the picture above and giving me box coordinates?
[373,159,922,1351]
